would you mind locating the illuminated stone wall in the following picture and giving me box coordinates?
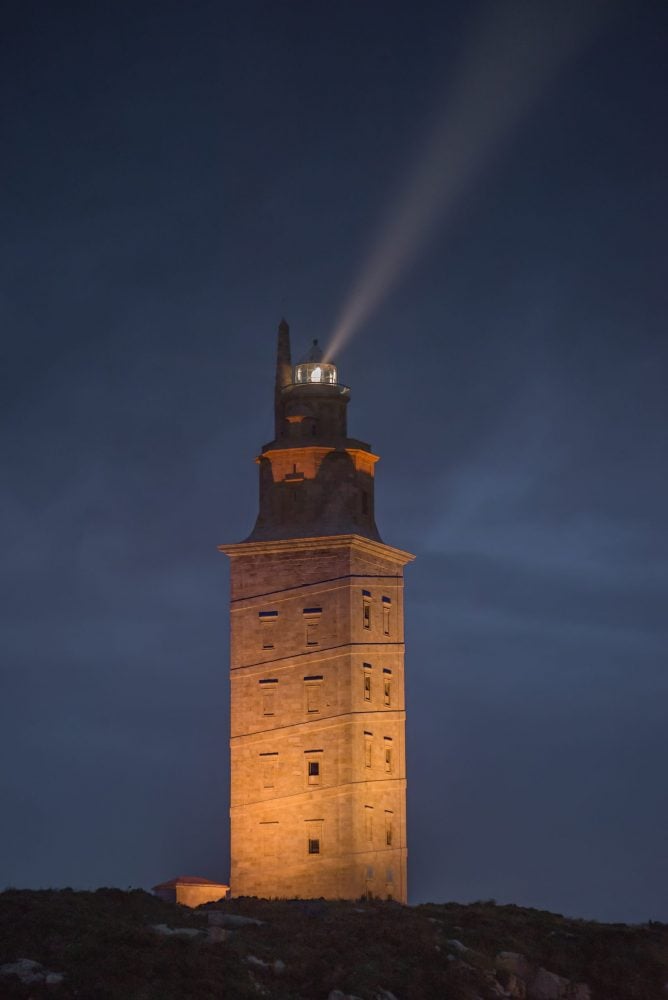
[222,534,412,902]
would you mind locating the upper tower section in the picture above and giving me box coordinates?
[247,320,381,543]
[275,330,349,442]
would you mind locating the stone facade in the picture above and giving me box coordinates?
[220,323,413,901]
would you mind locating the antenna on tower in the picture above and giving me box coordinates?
[274,318,292,437]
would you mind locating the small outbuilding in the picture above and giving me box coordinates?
[152,875,230,908]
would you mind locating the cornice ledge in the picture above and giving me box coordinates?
[218,533,415,564]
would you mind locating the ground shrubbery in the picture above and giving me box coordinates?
[0,889,666,1000]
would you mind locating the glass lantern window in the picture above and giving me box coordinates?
[295,363,337,385]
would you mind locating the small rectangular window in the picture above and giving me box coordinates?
[364,735,373,768]
[363,599,371,630]
[259,679,278,715]
[385,812,393,847]
[364,806,373,841]
[306,682,322,714]
[383,604,391,636]
[306,819,323,856]
[363,666,372,701]
[307,759,321,785]
[384,680,391,706]
[259,610,278,649]
[304,608,322,647]
[385,745,393,773]
[306,621,319,646]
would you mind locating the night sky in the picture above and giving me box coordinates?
[2,0,667,923]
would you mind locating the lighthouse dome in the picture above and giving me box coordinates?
[294,339,337,385]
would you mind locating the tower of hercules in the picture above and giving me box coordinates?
[219,320,414,901]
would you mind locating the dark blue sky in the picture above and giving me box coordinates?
[1,0,667,922]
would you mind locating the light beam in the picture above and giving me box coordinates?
[325,0,608,361]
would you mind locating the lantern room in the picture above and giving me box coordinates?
[294,339,337,386]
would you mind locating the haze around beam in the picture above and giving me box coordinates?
[324,0,608,361]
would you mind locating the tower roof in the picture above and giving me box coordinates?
[301,338,324,363]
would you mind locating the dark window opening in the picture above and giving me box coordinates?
[308,838,320,854]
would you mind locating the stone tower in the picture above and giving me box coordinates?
[219,320,413,901]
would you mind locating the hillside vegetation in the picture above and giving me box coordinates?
[0,889,666,999]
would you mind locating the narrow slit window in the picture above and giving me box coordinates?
[385,812,394,847]
[364,806,374,841]
[259,678,278,716]
[383,736,392,774]
[363,665,372,702]
[364,735,373,768]
[382,601,391,636]
[363,600,371,630]
[303,607,322,647]
[384,679,391,706]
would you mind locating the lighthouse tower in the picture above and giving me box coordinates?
[219,320,413,901]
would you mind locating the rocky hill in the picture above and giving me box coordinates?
[0,889,666,999]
